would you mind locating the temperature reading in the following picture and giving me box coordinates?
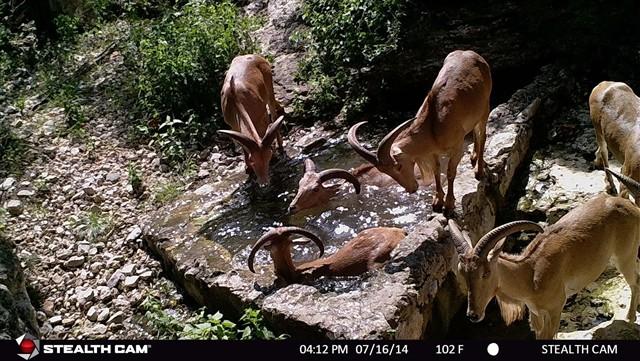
[435,344,463,355]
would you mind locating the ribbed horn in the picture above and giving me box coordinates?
[247,227,324,273]
[448,219,472,257]
[218,130,259,152]
[304,158,316,173]
[261,115,284,148]
[348,122,378,165]
[318,168,361,194]
[377,117,415,165]
[605,168,640,200]
[474,221,544,259]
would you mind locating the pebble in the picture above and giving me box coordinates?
[1,177,16,190]
[64,256,85,269]
[5,199,23,215]
[108,311,124,324]
[121,264,135,275]
[49,315,63,325]
[106,171,120,182]
[17,189,36,197]
[87,306,99,322]
[123,276,139,288]
[125,226,142,242]
[97,308,110,322]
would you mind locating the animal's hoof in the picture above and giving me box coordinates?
[432,199,444,212]
[443,207,456,218]
[474,167,485,180]
[470,153,478,167]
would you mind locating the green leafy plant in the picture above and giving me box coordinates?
[294,0,406,122]
[123,0,258,165]
[128,162,145,196]
[140,296,183,338]
[72,208,113,242]
[153,181,182,205]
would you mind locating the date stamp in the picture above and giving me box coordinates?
[298,343,409,356]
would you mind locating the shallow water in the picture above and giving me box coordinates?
[198,131,435,270]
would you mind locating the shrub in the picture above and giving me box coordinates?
[294,0,406,122]
[124,0,258,165]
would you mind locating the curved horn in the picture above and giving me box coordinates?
[304,158,316,173]
[218,130,259,152]
[247,226,325,273]
[348,122,378,165]
[377,117,415,165]
[448,219,472,257]
[261,115,284,148]
[318,168,361,194]
[230,76,260,142]
[605,168,640,199]
[474,221,544,259]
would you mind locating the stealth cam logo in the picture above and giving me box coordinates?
[15,334,40,360]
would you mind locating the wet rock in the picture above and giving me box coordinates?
[5,200,23,216]
[194,184,214,196]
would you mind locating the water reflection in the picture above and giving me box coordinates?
[199,133,434,271]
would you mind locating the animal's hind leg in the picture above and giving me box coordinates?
[471,107,488,180]
[593,120,617,194]
[427,155,444,212]
[615,255,639,322]
[444,146,464,215]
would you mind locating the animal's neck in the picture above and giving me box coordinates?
[395,115,435,159]
[270,245,299,283]
[496,258,534,303]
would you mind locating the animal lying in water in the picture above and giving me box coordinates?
[247,226,406,284]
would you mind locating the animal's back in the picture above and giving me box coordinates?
[529,195,640,294]
[221,54,272,136]
[589,81,640,159]
[325,227,406,275]
[427,50,492,146]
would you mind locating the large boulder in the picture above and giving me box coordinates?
[0,236,39,339]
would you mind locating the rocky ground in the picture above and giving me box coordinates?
[0,39,252,342]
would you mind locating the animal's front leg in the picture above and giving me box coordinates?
[429,155,444,212]
[243,149,252,175]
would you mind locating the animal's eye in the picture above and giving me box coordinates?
[482,270,490,279]
[313,187,320,192]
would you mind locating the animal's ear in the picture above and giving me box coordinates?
[304,158,316,173]
[487,239,506,263]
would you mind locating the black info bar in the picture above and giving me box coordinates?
[1,339,638,360]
